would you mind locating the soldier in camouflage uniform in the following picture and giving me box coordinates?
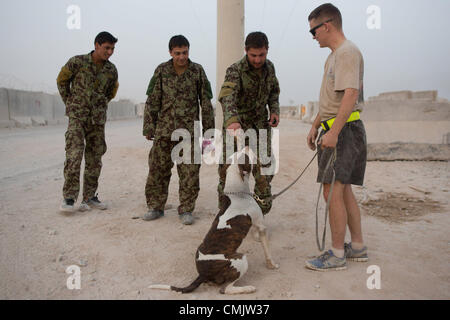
[143,35,214,225]
[57,31,119,213]
[218,32,280,215]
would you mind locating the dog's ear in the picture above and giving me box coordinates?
[245,147,258,165]
[233,136,239,153]
[238,153,252,179]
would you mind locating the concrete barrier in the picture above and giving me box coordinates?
[107,99,138,120]
[372,90,413,101]
[369,90,438,102]
[361,97,450,145]
[0,87,140,128]
[0,88,14,128]
[294,89,450,160]
[296,90,450,146]
[3,88,63,127]
[136,103,145,118]
[411,90,437,101]
[361,100,450,122]
[368,143,450,161]
[51,95,67,125]
[280,105,300,119]
[364,121,449,144]
[300,101,319,123]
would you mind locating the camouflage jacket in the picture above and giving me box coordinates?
[218,56,280,129]
[143,59,214,139]
[57,51,119,124]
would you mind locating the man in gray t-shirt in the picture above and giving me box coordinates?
[305,3,369,272]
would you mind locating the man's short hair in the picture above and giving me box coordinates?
[169,35,190,51]
[245,32,269,50]
[94,31,118,45]
[308,3,342,30]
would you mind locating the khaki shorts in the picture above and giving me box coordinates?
[317,120,367,185]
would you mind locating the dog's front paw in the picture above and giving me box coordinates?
[266,260,279,270]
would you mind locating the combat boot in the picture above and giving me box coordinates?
[83,194,108,210]
[60,199,75,213]
[179,212,194,225]
[143,209,164,221]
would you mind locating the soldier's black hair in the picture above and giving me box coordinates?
[308,3,343,30]
[169,35,190,51]
[245,32,269,50]
[94,31,118,45]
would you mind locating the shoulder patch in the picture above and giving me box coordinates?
[222,81,237,88]
[56,65,73,84]
[218,81,237,100]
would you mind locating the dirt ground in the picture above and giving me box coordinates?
[0,118,448,300]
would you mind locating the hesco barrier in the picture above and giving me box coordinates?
[287,90,450,145]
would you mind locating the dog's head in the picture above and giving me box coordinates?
[236,149,254,181]
[224,146,257,188]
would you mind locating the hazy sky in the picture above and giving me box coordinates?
[1,0,449,106]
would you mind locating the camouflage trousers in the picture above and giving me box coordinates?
[217,120,275,215]
[63,117,107,201]
[145,137,200,214]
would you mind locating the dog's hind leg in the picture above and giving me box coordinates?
[219,254,255,295]
[221,281,256,295]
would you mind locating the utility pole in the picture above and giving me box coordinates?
[216,0,244,129]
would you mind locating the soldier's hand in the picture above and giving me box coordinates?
[202,138,214,154]
[226,122,242,136]
[307,127,318,151]
[269,113,279,127]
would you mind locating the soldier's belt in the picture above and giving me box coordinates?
[321,111,360,131]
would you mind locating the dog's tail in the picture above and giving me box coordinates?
[149,275,205,294]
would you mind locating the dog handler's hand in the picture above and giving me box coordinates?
[307,127,319,151]
[227,122,242,136]
[320,131,338,149]
[202,138,213,154]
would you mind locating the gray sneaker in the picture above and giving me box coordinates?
[85,195,108,210]
[344,243,369,262]
[179,212,194,225]
[305,250,347,272]
[143,209,164,221]
[60,199,75,213]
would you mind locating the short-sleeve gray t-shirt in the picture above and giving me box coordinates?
[318,40,364,121]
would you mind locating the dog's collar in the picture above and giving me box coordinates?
[224,191,253,198]
[223,192,268,205]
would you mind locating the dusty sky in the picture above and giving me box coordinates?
[1,0,449,105]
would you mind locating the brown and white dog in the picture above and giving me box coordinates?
[149,148,279,294]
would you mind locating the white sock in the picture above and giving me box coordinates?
[351,242,364,251]
[331,247,344,258]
